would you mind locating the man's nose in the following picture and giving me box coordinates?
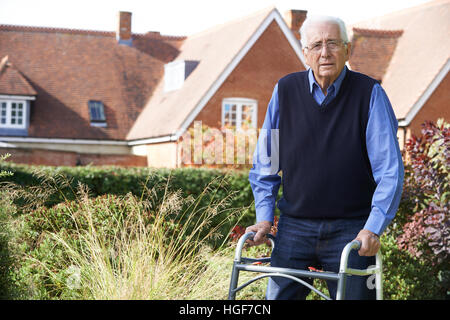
[320,44,331,57]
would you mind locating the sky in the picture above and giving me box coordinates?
[0,0,432,36]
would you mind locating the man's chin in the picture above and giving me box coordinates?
[318,70,337,79]
[319,65,336,72]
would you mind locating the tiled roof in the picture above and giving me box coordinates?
[0,24,186,41]
[0,24,117,36]
[351,28,403,38]
[350,0,450,120]
[0,56,37,96]
[127,6,279,140]
[0,24,185,139]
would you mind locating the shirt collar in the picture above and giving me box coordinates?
[308,65,348,95]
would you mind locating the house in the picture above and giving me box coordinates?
[0,7,306,167]
[1,1,449,168]
[349,0,450,148]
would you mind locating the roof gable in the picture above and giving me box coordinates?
[127,7,306,142]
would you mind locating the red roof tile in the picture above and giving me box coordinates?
[349,27,403,81]
[0,24,185,140]
[352,28,403,38]
[0,56,37,96]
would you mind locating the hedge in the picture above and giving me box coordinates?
[0,162,259,222]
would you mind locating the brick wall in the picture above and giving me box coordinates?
[407,73,450,137]
[193,20,305,129]
[1,147,147,167]
[145,142,179,168]
[117,11,132,42]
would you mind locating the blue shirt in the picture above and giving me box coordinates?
[249,66,404,236]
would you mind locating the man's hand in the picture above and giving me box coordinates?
[245,221,272,247]
[354,229,380,256]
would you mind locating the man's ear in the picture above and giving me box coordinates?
[302,48,310,67]
[345,42,352,61]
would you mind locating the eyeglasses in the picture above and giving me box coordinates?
[305,40,347,53]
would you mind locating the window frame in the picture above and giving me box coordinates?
[88,100,107,127]
[221,98,258,129]
[0,99,27,129]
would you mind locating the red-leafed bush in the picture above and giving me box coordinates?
[229,216,279,244]
[396,119,449,267]
[230,225,246,242]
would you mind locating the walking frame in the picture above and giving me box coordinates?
[228,232,383,300]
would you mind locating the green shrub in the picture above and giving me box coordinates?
[0,195,20,299]
[3,175,248,299]
[381,233,444,299]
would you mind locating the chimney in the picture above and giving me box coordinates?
[116,11,132,46]
[284,10,307,42]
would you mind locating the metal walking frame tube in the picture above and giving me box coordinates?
[228,232,383,300]
[375,250,383,300]
[228,232,267,299]
[233,273,332,300]
[336,240,383,300]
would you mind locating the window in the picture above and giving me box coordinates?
[164,61,185,92]
[222,98,257,129]
[0,100,27,129]
[164,60,199,92]
[88,100,106,126]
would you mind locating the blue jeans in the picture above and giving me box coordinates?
[266,214,376,300]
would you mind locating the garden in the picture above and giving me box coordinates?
[0,119,448,300]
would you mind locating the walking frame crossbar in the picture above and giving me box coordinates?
[228,232,383,300]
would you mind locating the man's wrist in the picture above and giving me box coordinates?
[258,220,273,227]
[363,229,380,241]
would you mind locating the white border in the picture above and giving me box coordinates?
[0,94,35,101]
[0,136,128,145]
[127,135,178,146]
[398,59,449,127]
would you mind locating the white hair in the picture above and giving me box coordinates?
[299,15,349,48]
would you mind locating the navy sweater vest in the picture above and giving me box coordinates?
[277,70,378,219]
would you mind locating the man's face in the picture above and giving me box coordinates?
[302,22,351,87]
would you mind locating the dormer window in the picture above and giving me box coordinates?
[164,60,199,92]
[0,100,27,129]
[0,57,36,136]
[88,100,106,127]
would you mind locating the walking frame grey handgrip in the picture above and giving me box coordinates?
[233,231,275,262]
[228,232,383,300]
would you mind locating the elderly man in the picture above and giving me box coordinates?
[246,15,404,300]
